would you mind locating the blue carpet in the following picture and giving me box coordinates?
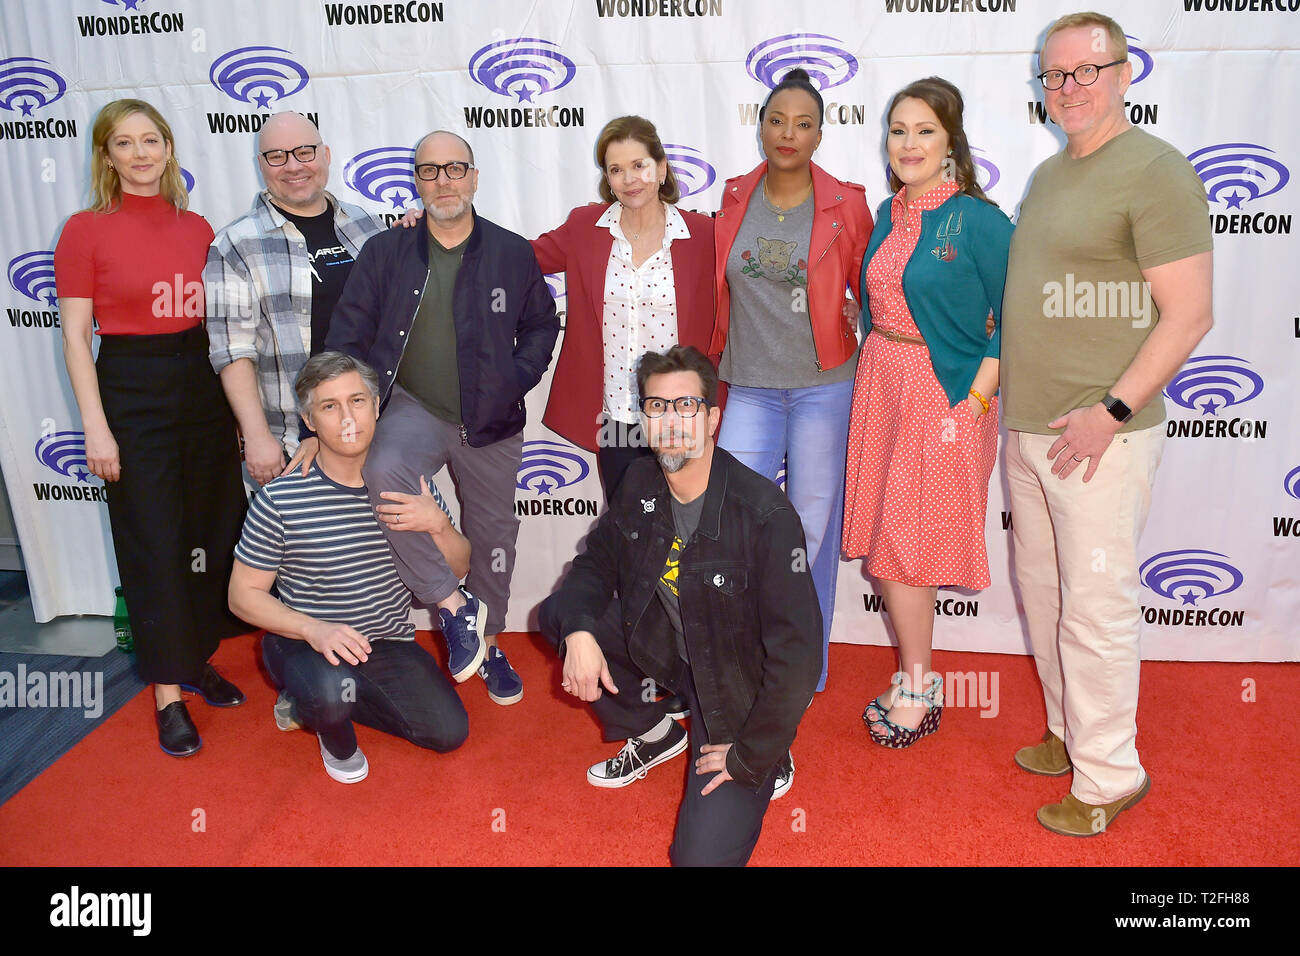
[0,647,146,806]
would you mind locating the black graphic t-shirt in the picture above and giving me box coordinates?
[656,490,706,663]
[273,202,356,354]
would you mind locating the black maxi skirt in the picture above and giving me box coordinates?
[95,324,250,684]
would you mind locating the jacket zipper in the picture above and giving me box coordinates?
[390,269,425,402]
[809,222,844,372]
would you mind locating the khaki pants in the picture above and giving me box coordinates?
[1005,426,1164,804]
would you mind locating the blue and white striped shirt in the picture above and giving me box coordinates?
[235,462,452,641]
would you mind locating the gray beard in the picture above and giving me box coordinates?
[429,195,472,222]
[654,450,689,474]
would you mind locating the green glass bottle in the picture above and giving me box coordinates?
[113,586,133,653]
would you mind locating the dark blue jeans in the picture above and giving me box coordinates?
[262,633,468,759]
[669,668,777,867]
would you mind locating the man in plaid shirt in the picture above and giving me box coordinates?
[206,111,385,484]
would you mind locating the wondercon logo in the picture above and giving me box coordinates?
[100,0,148,6]
[1164,355,1263,416]
[1124,36,1153,84]
[209,46,309,109]
[467,38,576,103]
[0,57,68,115]
[745,34,859,91]
[343,147,419,208]
[517,440,589,495]
[1285,465,1300,500]
[1188,143,1289,208]
[8,251,57,306]
[180,167,195,193]
[35,431,99,483]
[1139,549,1243,606]
[663,144,716,199]
[971,147,1000,193]
[544,273,566,302]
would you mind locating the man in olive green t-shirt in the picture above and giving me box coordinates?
[1000,13,1213,838]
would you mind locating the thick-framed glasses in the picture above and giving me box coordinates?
[260,143,321,166]
[415,161,474,182]
[1037,59,1125,91]
[641,395,708,418]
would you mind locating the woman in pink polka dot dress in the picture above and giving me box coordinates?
[842,78,1014,748]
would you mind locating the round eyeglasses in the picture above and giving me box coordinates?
[1037,59,1126,91]
[641,396,708,418]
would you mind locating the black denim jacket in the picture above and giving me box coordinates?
[548,447,822,791]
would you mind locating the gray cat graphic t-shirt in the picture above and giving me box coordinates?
[720,177,855,388]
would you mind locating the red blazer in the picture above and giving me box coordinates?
[710,161,871,374]
[531,203,717,453]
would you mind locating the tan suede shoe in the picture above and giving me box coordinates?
[1036,773,1152,837]
[1014,730,1071,776]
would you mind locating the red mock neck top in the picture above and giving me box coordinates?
[54,191,214,335]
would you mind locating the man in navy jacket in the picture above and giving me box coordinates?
[322,130,559,705]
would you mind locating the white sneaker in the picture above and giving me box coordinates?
[771,752,794,801]
[318,735,368,784]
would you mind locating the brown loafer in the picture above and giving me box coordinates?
[1014,730,1071,776]
[1036,773,1152,837]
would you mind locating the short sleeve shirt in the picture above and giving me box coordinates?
[1001,127,1212,433]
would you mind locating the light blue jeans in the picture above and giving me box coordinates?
[718,378,854,691]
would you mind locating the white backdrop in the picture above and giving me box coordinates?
[1,0,1296,662]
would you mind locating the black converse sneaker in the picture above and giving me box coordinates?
[586,721,688,788]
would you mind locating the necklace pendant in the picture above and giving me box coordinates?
[777,213,784,223]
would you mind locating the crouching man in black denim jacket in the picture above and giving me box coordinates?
[539,345,821,866]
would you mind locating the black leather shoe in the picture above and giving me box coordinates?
[181,663,246,707]
[156,701,202,757]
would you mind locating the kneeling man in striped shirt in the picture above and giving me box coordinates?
[229,351,474,783]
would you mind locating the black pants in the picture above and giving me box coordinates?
[96,326,249,684]
[594,416,654,505]
[262,633,468,759]
[538,592,776,866]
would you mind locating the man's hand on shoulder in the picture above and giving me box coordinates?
[283,436,319,477]
[560,631,617,702]
[302,619,371,666]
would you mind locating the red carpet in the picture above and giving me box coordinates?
[1,631,1295,866]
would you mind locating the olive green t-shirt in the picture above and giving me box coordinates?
[1001,127,1212,434]
[396,231,467,425]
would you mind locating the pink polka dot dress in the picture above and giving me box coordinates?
[842,181,998,589]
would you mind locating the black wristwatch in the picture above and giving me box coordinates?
[1102,393,1133,424]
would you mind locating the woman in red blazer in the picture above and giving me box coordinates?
[711,69,872,693]
[532,115,716,500]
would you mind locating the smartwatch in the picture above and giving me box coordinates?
[1102,393,1133,424]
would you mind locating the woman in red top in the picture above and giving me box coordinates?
[531,115,715,500]
[55,99,249,758]
[712,69,872,693]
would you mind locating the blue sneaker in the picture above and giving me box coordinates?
[477,646,523,705]
[437,587,487,683]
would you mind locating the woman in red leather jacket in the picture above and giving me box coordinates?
[711,68,872,693]
[532,115,716,500]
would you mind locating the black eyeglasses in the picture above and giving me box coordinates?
[1037,59,1126,91]
[415,161,474,182]
[260,143,321,166]
[641,396,708,418]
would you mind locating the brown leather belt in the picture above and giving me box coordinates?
[871,325,927,346]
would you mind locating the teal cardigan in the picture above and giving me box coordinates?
[859,191,1014,406]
